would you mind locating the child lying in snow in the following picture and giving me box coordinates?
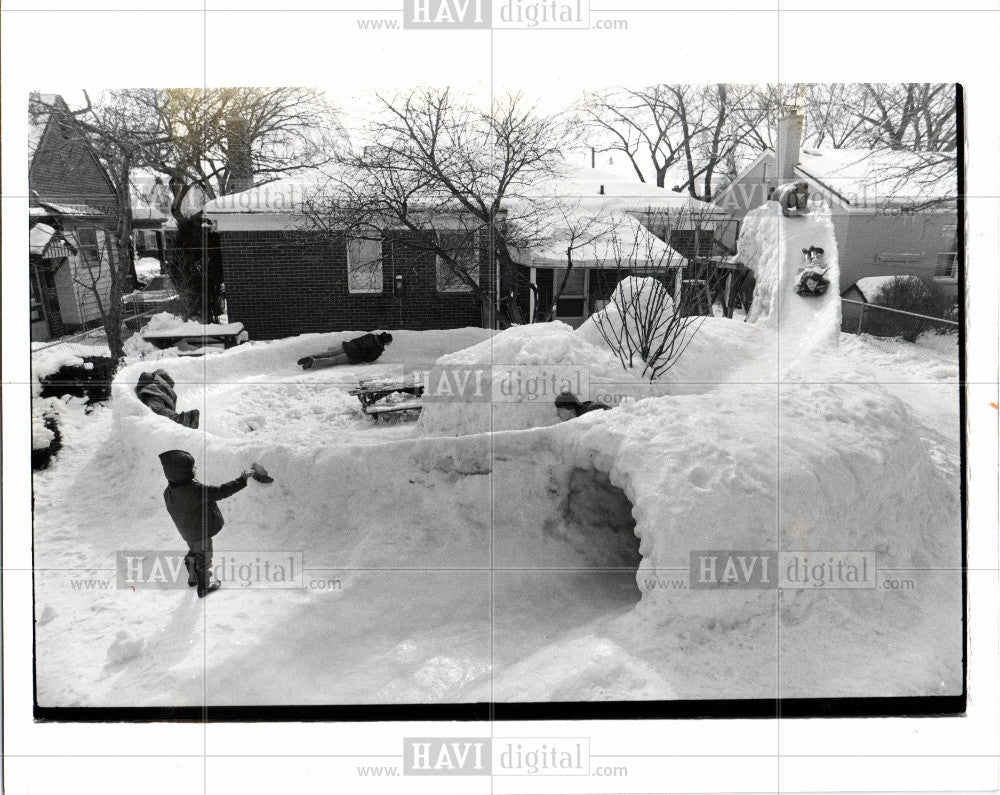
[298,332,393,370]
[135,370,199,428]
[555,392,611,422]
[158,450,271,597]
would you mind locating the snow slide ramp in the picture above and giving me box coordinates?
[738,201,841,373]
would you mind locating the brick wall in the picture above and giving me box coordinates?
[220,229,492,340]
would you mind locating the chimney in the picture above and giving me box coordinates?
[774,111,803,184]
[224,114,254,195]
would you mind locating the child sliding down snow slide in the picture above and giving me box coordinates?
[793,247,830,297]
[298,332,393,370]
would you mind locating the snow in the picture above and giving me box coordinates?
[416,322,653,436]
[140,312,242,337]
[854,274,922,303]
[32,202,961,706]
[134,256,162,282]
[515,208,682,268]
[576,276,680,378]
[796,147,956,208]
[738,200,841,372]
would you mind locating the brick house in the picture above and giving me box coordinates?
[204,166,727,339]
[29,93,122,341]
[204,176,495,339]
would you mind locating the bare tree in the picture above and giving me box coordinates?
[30,92,158,361]
[580,84,771,200]
[586,212,705,380]
[80,88,343,319]
[303,88,567,327]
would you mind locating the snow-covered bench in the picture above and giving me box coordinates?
[142,321,248,353]
[348,378,424,421]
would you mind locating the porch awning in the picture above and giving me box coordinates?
[30,223,75,259]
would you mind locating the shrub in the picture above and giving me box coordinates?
[868,276,955,342]
[37,356,115,405]
[31,412,63,471]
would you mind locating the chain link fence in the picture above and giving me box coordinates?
[841,298,958,342]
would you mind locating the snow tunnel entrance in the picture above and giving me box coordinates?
[491,465,642,671]
[562,467,643,579]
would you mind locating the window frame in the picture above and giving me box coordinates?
[346,235,385,295]
[435,231,480,294]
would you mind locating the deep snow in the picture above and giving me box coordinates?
[33,205,962,706]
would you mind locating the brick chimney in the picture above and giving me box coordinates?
[774,111,803,184]
[224,114,254,195]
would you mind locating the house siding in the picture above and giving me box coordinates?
[29,96,121,337]
[714,153,959,299]
[219,229,491,340]
[836,212,956,298]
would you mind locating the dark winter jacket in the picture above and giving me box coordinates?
[342,333,388,364]
[137,370,177,410]
[555,392,611,418]
[138,370,199,428]
[159,450,248,544]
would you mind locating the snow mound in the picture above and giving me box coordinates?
[416,322,653,437]
[576,276,678,369]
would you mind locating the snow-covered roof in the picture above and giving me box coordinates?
[565,149,728,197]
[130,171,172,223]
[715,146,957,211]
[545,162,723,216]
[795,147,956,208]
[514,208,684,269]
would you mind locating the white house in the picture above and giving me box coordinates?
[713,113,959,299]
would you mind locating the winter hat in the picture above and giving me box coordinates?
[555,392,582,411]
[159,450,195,484]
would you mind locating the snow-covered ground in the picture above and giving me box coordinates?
[33,203,962,707]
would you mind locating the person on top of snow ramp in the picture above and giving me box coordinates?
[555,391,611,422]
[793,246,830,297]
[769,181,810,217]
[158,450,272,597]
[298,332,393,370]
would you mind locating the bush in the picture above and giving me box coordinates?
[868,276,955,342]
[37,356,115,404]
[31,412,63,471]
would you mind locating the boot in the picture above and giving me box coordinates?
[197,580,222,598]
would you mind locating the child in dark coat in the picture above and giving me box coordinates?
[555,392,611,422]
[136,370,199,428]
[158,450,253,597]
[298,332,393,370]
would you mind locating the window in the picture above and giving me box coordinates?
[347,237,384,294]
[75,227,100,266]
[436,232,479,293]
[934,224,958,281]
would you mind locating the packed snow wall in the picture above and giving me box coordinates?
[416,322,656,437]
